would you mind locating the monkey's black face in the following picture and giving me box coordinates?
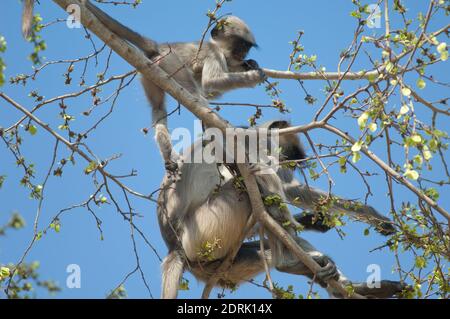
[229,36,254,61]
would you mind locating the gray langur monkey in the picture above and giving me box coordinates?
[22,0,35,39]
[157,120,404,299]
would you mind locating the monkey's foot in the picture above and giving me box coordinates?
[352,280,409,298]
[313,255,339,283]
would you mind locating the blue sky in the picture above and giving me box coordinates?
[0,0,448,298]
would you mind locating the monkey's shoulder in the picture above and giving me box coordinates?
[159,41,224,71]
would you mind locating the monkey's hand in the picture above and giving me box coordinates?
[164,160,181,181]
[165,160,179,174]
[313,255,340,283]
[243,59,267,83]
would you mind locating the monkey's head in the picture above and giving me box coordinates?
[260,120,307,162]
[211,16,257,63]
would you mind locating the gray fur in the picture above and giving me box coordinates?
[81,1,402,299]
[156,127,402,298]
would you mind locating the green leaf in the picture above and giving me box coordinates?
[399,104,409,115]
[411,134,422,144]
[385,62,394,73]
[415,256,427,269]
[367,73,377,83]
[423,147,432,161]
[28,125,37,135]
[416,78,426,90]
[352,151,361,163]
[84,161,98,175]
[351,141,363,152]
[0,266,10,278]
[401,87,411,97]
[413,155,423,166]
[404,169,419,180]
[357,112,369,129]
[436,42,447,54]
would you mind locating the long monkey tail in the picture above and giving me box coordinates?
[22,0,34,39]
[84,0,159,57]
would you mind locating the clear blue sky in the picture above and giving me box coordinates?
[0,0,448,298]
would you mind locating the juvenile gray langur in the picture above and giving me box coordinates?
[22,0,35,39]
[83,0,266,171]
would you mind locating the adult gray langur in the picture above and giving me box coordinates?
[157,120,404,299]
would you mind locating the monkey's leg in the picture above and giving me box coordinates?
[344,281,409,298]
[268,235,406,298]
[191,237,338,290]
[85,0,158,56]
[282,177,396,235]
[161,250,185,299]
[141,77,178,172]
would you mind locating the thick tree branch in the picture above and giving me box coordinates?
[263,68,382,81]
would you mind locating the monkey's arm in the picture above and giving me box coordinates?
[84,0,158,57]
[202,57,265,95]
[283,178,396,235]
